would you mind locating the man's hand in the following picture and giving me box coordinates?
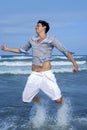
[66,52,78,73]
[73,64,78,72]
[1,44,7,51]
[1,44,20,53]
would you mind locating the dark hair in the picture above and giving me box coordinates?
[37,20,50,33]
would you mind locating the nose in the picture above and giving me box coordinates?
[35,26,37,30]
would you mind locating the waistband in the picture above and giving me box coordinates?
[31,70,52,75]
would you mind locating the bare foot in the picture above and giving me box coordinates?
[33,96,41,105]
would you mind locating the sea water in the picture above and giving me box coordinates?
[0,55,87,130]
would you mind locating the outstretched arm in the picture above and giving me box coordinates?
[66,52,78,72]
[1,44,21,53]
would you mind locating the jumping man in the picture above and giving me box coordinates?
[1,20,78,105]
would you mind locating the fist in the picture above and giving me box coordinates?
[73,65,78,72]
[1,44,7,51]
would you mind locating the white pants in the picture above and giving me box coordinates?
[22,70,62,103]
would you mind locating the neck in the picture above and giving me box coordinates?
[38,32,47,39]
[37,33,47,44]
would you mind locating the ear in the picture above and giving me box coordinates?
[44,26,46,29]
[43,26,46,32]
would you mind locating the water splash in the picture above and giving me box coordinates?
[28,98,73,130]
[56,98,72,129]
[29,104,46,129]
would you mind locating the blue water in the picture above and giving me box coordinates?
[0,55,87,130]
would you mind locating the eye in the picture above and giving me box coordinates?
[37,25,40,28]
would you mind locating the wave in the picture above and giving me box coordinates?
[0,60,86,67]
[0,55,86,61]
[0,55,87,75]
[52,55,68,60]
[1,115,87,130]
[52,55,85,60]
[0,67,87,75]
[52,61,86,66]
[0,56,1,59]
[0,61,32,66]
[73,55,84,59]
[0,99,87,130]
[0,55,32,60]
[0,70,31,75]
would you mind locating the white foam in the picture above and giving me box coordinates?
[10,56,32,60]
[0,66,87,75]
[0,70,32,75]
[56,99,72,128]
[0,116,17,130]
[0,55,32,60]
[52,61,86,66]
[53,55,68,59]
[30,105,46,128]
[0,61,32,66]
[28,99,73,129]
[73,55,83,59]
[0,60,86,67]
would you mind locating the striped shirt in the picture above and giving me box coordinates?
[20,35,69,66]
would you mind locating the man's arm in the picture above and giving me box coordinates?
[1,44,21,53]
[66,52,78,72]
[51,37,78,72]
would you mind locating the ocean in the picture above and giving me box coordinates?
[0,54,87,130]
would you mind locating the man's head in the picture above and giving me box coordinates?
[36,20,50,34]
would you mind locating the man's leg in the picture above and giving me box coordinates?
[32,96,41,105]
[55,96,64,106]
[22,72,41,104]
[41,71,63,106]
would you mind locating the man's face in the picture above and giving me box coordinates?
[35,23,46,34]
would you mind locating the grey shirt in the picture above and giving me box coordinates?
[20,35,69,66]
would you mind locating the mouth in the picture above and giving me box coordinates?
[35,28,38,32]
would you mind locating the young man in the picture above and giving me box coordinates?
[1,20,78,105]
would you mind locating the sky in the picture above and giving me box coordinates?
[0,0,87,55]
